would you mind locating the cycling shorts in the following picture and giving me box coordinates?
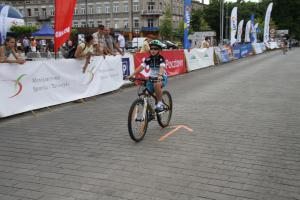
[146,75,168,93]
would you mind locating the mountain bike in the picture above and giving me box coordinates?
[127,77,172,142]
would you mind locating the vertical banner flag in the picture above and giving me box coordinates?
[184,0,191,49]
[54,0,77,53]
[253,23,259,43]
[244,20,251,42]
[250,14,255,43]
[0,5,10,44]
[237,20,244,43]
[230,7,238,46]
[263,2,273,44]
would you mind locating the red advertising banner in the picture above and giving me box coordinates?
[134,50,187,78]
[54,0,77,53]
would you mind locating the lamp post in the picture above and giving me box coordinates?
[130,0,133,41]
[85,0,88,28]
[219,0,224,46]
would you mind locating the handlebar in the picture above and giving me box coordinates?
[127,77,160,83]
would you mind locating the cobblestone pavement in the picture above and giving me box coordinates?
[0,49,300,200]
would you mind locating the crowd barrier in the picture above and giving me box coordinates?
[0,44,279,118]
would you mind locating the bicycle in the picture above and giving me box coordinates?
[127,77,173,142]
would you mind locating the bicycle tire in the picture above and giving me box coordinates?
[157,91,172,128]
[128,98,148,142]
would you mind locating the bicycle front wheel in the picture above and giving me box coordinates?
[157,91,173,128]
[128,99,148,142]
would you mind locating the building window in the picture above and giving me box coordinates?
[74,8,78,15]
[106,21,110,28]
[133,2,139,12]
[114,20,119,29]
[148,19,154,27]
[81,8,86,15]
[89,7,93,14]
[42,8,47,16]
[124,19,128,29]
[34,8,39,16]
[105,4,110,13]
[19,9,24,15]
[148,2,155,11]
[73,21,78,28]
[97,21,103,27]
[134,19,139,28]
[123,3,128,12]
[50,8,54,16]
[113,3,119,13]
[96,6,101,14]
[89,21,94,27]
[28,22,32,26]
[81,21,86,27]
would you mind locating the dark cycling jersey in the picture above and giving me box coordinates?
[141,54,166,77]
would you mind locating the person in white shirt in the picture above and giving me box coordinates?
[117,32,125,53]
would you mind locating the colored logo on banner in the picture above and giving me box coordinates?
[2,74,27,98]
[122,58,130,77]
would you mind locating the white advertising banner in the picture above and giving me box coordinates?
[0,56,124,117]
[264,3,273,44]
[230,7,238,46]
[252,43,263,54]
[237,20,244,43]
[245,20,251,43]
[185,47,215,71]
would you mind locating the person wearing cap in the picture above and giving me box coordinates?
[127,40,167,112]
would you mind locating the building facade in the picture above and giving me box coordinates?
[2,0,188,36]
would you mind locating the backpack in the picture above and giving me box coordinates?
[64,43,86,59]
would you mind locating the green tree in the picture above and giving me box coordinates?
[10,25,38,38]
[159,6,173,40]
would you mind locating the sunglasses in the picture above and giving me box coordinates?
[150,48,159,50]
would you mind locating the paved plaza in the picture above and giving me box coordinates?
[0,49,299,200]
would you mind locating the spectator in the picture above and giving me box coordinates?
[140,38,150,53]
[92,25,107,55]
[104,27,123,56]
[0,36,25,64]
[22,36,30,54]
[30,37,37,52]
[201,37,210,48]
[117,32,126,53]
[74,34,94,73]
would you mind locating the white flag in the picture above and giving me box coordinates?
[245,20,251,43]
[263,3,273,44]
[253,23,259,43]
[230,7,238,46]
[0,5,10,44]
[237,20,244,43]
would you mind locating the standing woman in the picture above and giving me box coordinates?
[0,36,25,64]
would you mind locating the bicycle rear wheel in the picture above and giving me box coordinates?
[157,91,172,128]
[128,99,148,142]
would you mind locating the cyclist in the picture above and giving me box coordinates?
[127,40,167,112]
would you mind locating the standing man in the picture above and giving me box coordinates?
[92,25,107,55]
[117,32,126,53]
[104,27,123,55]
[22,36,30,55]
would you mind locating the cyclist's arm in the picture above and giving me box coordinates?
[129,65,144,78]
